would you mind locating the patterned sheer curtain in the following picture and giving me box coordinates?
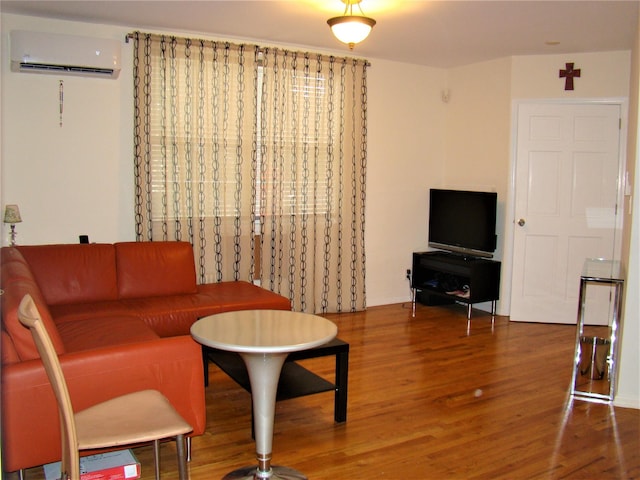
[132,33,258,282]
[258,51,368,313]
[131,32,368,313]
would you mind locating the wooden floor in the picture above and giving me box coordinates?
[23,302,640,479]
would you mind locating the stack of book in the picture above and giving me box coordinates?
[44,450,140,480]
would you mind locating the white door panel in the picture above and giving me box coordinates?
[511,103,622,325]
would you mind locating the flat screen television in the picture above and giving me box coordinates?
[428,188,498,258]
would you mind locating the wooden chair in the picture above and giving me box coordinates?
[17,294,193,480]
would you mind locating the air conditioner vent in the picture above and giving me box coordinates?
[17,63,116,77]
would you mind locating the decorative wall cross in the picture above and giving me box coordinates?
[559,62,581,91]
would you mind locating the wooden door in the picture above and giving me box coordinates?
[510,102,622,324]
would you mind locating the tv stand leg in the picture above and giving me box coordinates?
[491,300,497,328]
[467,303,472,320]
[411,288,416,317]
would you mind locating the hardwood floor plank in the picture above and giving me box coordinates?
[15,303,639,479]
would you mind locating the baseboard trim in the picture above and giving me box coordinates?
[614,395,640,409]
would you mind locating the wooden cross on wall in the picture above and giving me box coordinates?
[559,62,581,90]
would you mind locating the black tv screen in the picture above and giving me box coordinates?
[428,189,497,258]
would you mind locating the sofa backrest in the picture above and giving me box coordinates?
[17,244,119,306]
[1,242,197,360]
[115,242,198,299]
[1,247,65,361]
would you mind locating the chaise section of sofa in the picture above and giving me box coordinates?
[1,240,291,473]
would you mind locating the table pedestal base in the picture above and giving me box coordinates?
[222,465,307,480]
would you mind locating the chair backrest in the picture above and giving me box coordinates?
[18,294,80,480]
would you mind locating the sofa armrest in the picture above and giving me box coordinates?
[1,335,206,472]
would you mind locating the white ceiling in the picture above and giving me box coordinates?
[1,0,638,68]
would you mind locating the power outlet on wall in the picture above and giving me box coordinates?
[406,269,411,281]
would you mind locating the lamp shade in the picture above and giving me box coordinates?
[328,15,376,48]
[4,205,22,224]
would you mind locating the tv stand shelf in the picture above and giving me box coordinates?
[411,251,501,319]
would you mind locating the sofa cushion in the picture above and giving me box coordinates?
[115,242,198,299]
[120,295,223,337]
[17,244,118,306]
[57,315,159,353]
[197,281,292,312]
[49,300,133,325]
[1,331,20,365]
[1,248,65,361]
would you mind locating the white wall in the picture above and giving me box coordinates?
[1,14,135,245]
[1,72,134,243]
[365,59,447,306]
[444,57,513,314]
[616,14,640,409]
[511,51,631,99]
[618,92,640,408]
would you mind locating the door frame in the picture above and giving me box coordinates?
[502,97,628,318]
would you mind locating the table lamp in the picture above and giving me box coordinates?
[4,204,22,246]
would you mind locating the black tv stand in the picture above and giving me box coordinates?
[411,250,501,319]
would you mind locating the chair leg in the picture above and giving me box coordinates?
[176,434,188,480]
[19,469,25,480]
[153,439,161,480]
[186,436,192,462]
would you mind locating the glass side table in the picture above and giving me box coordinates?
[570,258,624,403]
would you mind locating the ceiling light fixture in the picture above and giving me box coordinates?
[327,0,376,50]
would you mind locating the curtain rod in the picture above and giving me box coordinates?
[125,32,371,67]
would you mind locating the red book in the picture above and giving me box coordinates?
[44,450,141,480]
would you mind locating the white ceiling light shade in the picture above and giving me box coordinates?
[327,0,376,50]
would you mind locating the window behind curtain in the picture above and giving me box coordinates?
[133,35,258,282]
[132,32,368,313]
[258,49,368,312]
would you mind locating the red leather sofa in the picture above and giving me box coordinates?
[1,241,291,473]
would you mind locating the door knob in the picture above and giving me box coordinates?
[518,218,526,226]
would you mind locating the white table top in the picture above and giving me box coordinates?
[191,310,338,354]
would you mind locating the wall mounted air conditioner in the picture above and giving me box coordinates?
[10,30,121,79]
